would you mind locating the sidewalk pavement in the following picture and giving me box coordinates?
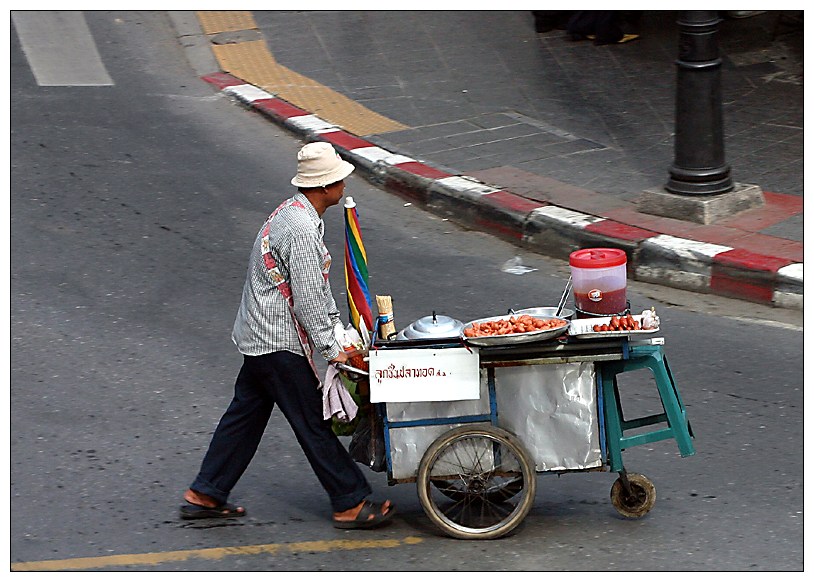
[173,10,803,310]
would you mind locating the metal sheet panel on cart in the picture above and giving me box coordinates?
[494,362,602,472]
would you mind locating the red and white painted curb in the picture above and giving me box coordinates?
[203,73,803,310]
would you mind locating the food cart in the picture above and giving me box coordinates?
[341,304,695,540]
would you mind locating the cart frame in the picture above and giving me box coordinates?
[368,326,695,539]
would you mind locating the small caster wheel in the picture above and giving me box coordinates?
[610,472,656,518]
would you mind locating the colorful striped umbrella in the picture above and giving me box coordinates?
[343,196,373,342]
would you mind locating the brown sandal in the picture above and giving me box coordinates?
[333,500,395,529]
[180,502,246,520]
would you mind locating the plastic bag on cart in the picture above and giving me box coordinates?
[349,407,386,472]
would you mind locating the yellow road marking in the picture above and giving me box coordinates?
[198,12,409,137]
[12,536,424,571]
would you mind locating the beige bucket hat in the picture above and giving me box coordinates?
[291,142,355,188]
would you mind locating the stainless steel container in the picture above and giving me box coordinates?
[513,306,575,320]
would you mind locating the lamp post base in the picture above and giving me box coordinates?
[637,183,765,225]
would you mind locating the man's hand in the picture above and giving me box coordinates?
[330,350,349,365]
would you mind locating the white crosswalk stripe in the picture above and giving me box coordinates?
[12,11,113,87]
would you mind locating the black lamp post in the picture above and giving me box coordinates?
[666,11,734,196]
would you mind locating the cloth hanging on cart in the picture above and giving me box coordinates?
[322,364,359,423]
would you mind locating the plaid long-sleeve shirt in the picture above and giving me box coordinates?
[232,193,342,361]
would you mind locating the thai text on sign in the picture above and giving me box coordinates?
[369,347,480,403]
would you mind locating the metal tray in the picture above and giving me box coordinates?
[461,314,570,347]
[568,315,659,340]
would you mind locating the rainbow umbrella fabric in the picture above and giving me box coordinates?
[343,196,373,342]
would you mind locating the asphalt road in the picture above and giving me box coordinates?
[9,11,804,572]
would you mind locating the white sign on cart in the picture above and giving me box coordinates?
[368,347,480,403]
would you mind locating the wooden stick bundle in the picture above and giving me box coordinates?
[376,295,397,340]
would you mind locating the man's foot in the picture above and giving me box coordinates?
[333,499,395,529]
[180,489,246,520]
[180,502,246,520]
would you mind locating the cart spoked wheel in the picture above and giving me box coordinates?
[610,472,656,518]
[417,425,536,540]
[430,476,524,503]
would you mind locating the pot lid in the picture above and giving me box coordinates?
[569,247,627,269]
[400,312,464,339]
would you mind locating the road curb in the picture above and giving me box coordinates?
[203,73,803,311]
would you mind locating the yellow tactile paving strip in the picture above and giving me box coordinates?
[196,11,257,35]
[198,12,408,136]
[210,40,280,81]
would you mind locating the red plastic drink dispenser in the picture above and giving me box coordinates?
[569,248,628,318]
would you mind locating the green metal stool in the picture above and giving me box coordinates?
[599,342,695,472]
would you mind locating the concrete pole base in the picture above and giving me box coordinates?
[637,182,765,224]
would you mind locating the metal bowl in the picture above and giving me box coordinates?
[513,306,575,320]
[335,349,369,382]
[335,362,369,382]
[461,314,570,347]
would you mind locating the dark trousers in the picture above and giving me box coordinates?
[190,351,372,513]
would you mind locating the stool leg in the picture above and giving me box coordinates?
[662,356,694,438]
[648,351,695,457]
[599,366,625,472]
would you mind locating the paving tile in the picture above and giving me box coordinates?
[725,233,804,262]
[602,207,709,238]
[715,191,803,232]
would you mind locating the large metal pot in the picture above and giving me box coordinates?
[513,306,575,320]
[396,312,465,341]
